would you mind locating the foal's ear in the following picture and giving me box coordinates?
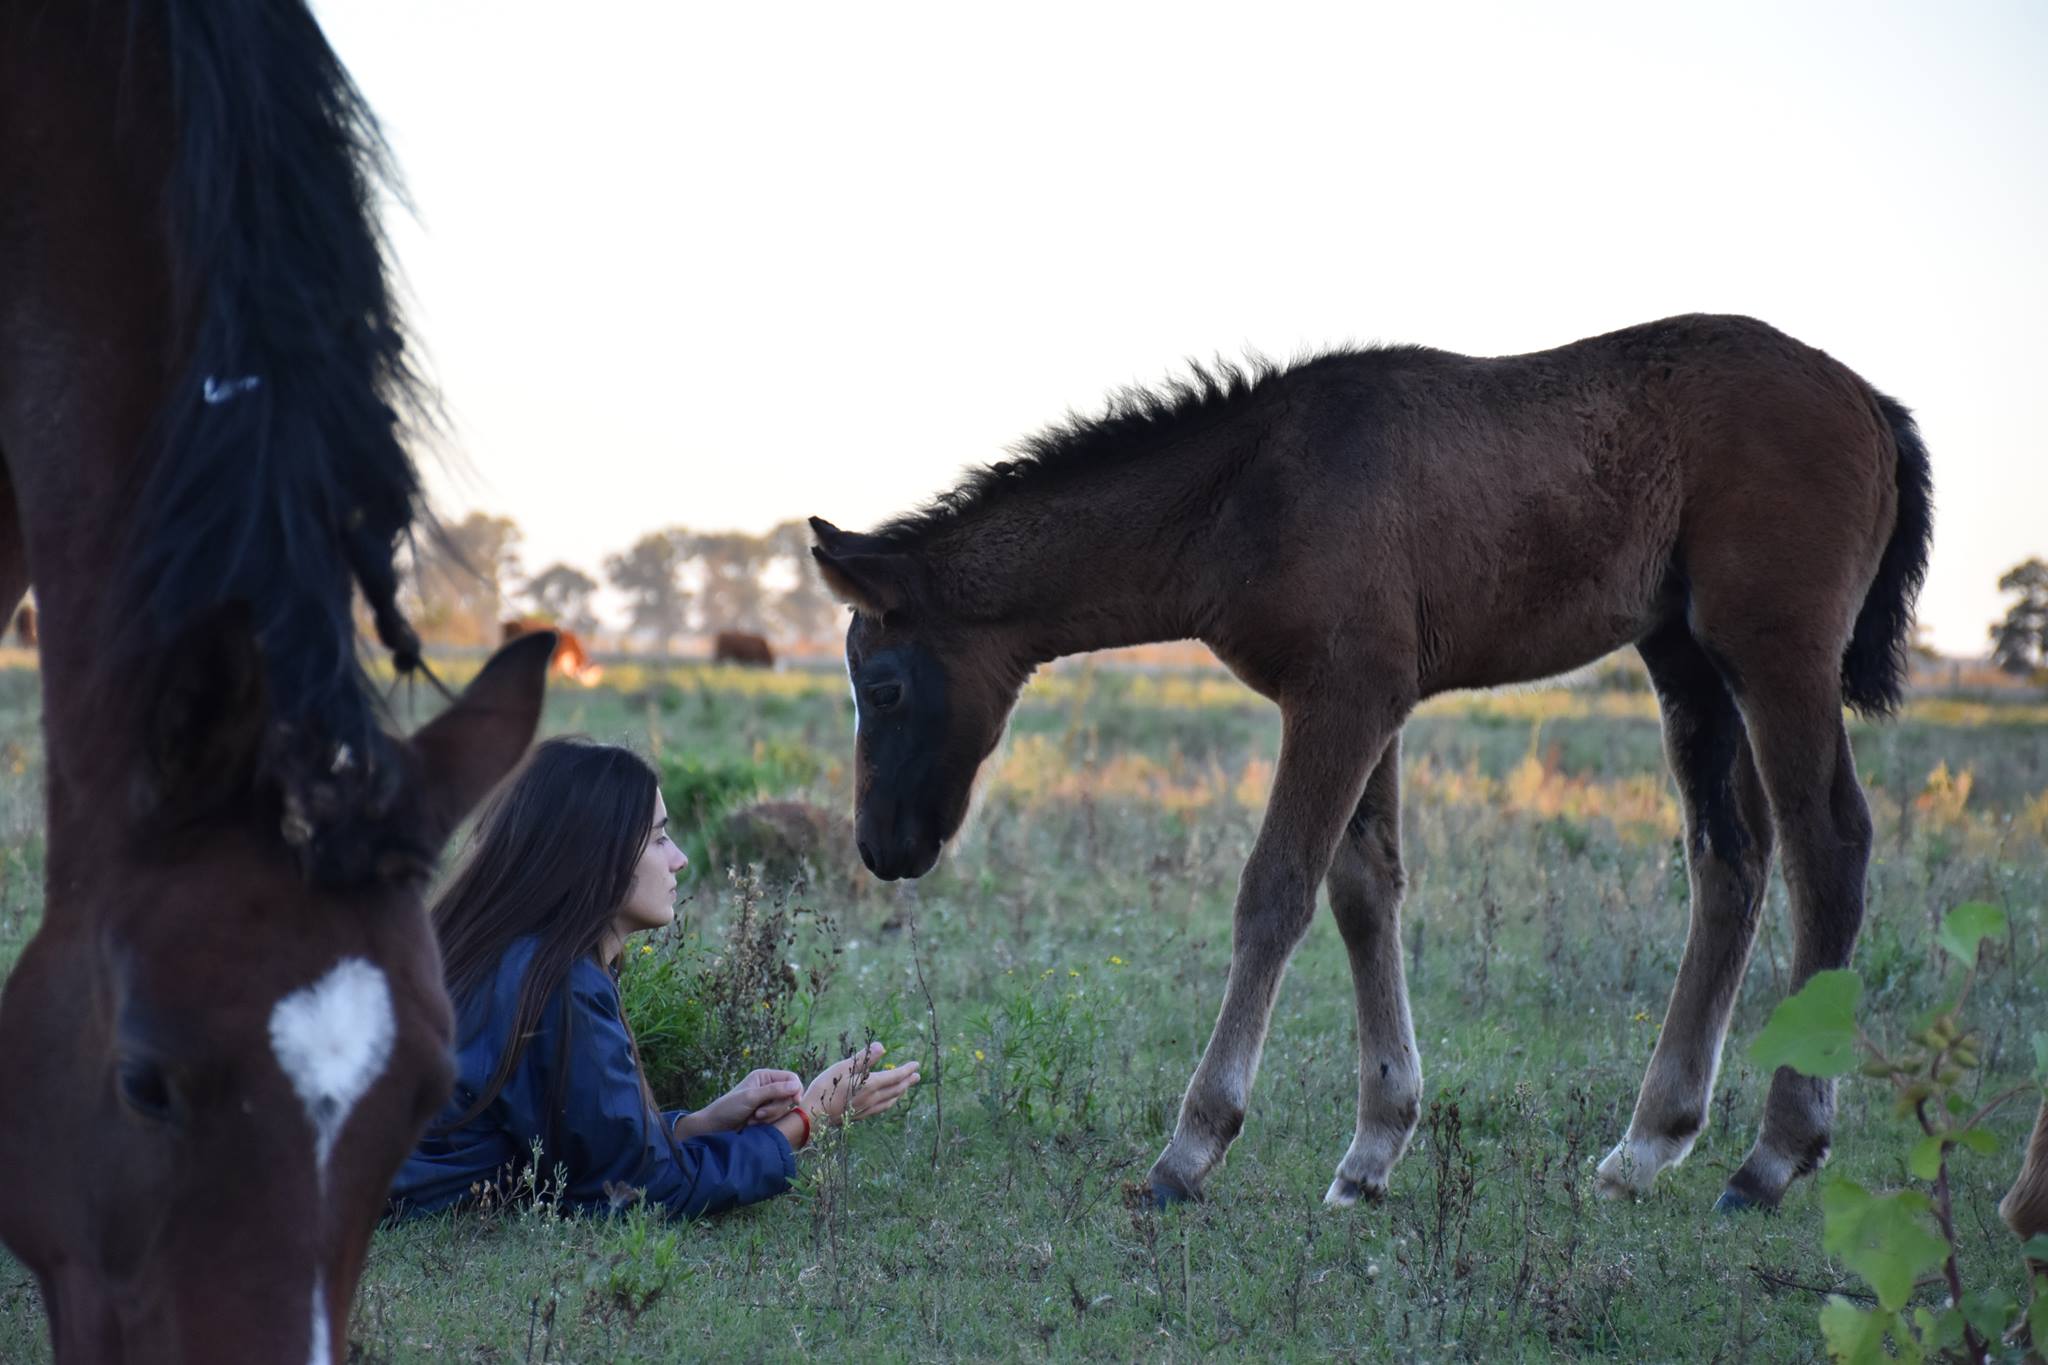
[144,602,268,809]
[409,630,553,844]
[807,516,890,557]
[810,547,921,618]
[807,516,848,551]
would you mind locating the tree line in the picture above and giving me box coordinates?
[405,514,838,650]
[404,516,2048,674]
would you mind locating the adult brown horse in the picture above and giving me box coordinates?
[0,3,552,1360]
[810,314,1932,1214]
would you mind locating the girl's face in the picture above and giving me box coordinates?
[615,792,687,937]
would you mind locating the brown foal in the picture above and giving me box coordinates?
[811,313,1932,1213]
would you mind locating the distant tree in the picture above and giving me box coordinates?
[522,562,601,637]
[605,530,691,654]
[687,531,772,634]
[1991,558,2048,674]
[412,512,522,646]
[766,519,840,642]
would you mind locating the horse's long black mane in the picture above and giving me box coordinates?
[130,0,429,873]
[874,345,1432,545]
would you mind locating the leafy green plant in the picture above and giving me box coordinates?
[580,1207,692,1349]
[615,928,717,1108]
[1750,901,2047,1363]
[965,967,1105,1128]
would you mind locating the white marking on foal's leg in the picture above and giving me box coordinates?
[267,957,396,1177]
[1596,1133,1697,1198]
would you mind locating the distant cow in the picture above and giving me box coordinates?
[712,630,775,668]
[501,618,603,686]
[10,602,33,648]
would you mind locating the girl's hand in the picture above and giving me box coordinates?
[672,1069,802,1138]
[802,1042,922,1126]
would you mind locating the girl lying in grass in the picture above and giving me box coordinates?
[388,738,918,1220]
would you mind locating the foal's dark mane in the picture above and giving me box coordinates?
[874,346,1434,546]
[126,0,429,849]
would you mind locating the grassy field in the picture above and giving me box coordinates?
[3,659,2048,1361]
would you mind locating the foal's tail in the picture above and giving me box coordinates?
[1840,391,1935,716]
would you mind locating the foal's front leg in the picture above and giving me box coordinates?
[1147,704,1390,1205]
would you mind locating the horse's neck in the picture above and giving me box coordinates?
[927,449,1231,665]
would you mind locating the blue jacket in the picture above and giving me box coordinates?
[388,937,794,1219]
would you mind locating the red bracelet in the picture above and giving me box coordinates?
[790,1104,812,1150]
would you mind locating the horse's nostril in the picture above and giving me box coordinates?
[857,840,876,869]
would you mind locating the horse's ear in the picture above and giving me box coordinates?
[811,547,920,617]
[144,602,268,809]
[409,630,553,845]
[807,516,847,551]
[807,515,891,557]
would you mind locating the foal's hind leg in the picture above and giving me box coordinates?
[1597,622,1773,1197]
[1147,703,1395,1205]
[1322,735,1421,1206]
[1721,688,1873,1210]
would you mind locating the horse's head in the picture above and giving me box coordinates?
[0,628,553,1363]
[810,518,1027,881]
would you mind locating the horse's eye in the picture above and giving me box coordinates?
[117,1056,179,1123]
[869,682,903,710]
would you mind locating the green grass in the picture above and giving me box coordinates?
[4,660,2048,1361]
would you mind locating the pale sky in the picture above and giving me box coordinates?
[317,0,2046,656]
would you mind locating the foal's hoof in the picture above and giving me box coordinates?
[1144,1170,1201,1210]
[1713,1186,1767,1215]
[1594,1170,1640,1202]
[1323,1175,1385,1208]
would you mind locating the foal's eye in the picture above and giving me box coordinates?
[116,1056,179,1123]
[868,682,903,710]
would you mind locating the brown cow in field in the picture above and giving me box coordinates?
[10,601,32,647]
[501,618,603,686]
[713,630,775,668]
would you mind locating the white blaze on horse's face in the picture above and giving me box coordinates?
[268,957,393,1365]
[267,957,396,1177]
[307,1278,330,1365]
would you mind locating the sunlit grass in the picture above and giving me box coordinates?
[1,661,2046,1362]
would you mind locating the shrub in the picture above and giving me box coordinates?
[618,869,837,1109]
[1753,902,2046,1362]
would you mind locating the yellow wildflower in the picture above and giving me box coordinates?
[974,1049,986,1062]
[1108,956,1125,966]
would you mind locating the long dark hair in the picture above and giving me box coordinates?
[433,737,661,1131]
